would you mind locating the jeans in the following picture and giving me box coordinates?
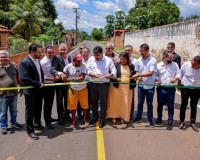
[157,87,176,124]
[136,87,155,120]
[0,95,18,128]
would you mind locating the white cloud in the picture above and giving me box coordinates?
[93,1,118,12]
[175,0,200,17]
[182,0,200,6]
[57,0,79,9]
[78,0,89,5]
[116,0,136,12]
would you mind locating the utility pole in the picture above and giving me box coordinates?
[73,8,80,45]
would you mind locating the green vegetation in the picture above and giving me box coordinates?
[7,34,28,55]
[0,0,66,54]
[91,28,103,41]
[104,0,182,35]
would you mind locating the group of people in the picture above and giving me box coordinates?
[0,41,200,140]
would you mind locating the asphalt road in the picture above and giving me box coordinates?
[1,41,200,160]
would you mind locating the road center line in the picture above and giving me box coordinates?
[96,121,106,160]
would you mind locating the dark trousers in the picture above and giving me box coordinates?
[24,94,43,134]
[180,88,200,124]
[136,87,155,120]
[90,83,109,119]
[43,86,55,124]
[157,87,176,124]
[130,90,135,117]
[56,86,70,119]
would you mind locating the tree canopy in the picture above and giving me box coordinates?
[126,0,181,29]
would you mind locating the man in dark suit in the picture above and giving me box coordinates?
[19,43,46,140]
[167,42,181,68]
[51,43,72,125]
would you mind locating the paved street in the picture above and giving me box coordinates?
[1,41,200,160]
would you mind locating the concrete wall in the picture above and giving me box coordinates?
[125,19,200,63]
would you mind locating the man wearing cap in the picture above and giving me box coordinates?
[63,53,89,128]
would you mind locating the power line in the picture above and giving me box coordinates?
[73,7,80,45]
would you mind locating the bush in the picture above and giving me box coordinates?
[31,34,52,46]
[7,34,29,55]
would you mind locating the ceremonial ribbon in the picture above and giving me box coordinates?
[0,76,200,90]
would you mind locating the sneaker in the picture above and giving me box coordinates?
[166,124,172,130]
[133,117,142,123]
[149,120,154,128]
[155,119,162,125]
[1,128,7,134]
[11,122,22,128]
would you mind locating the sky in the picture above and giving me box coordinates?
[53,0,200,34]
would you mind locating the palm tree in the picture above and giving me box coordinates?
[8,0,45,41]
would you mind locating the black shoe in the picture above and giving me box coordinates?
[50,117,58,122]
[99,119,105,128]
[178,121,185,129]
[166,124,172,130]
[58,118,65,125]
[190,123,199,132]
[149,120,154,128]
[1,128,7,134]
[28,132,39,140]
[155,119,162,125]
[46,123,55,129]
[133,117,142,123]
[63,114,72,122]
[77,113,83,120]
[34,124,48,131]
[11,122,22,128]
[89,117,98,124]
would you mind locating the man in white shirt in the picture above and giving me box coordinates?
[175,56,200,132]
[132,44,157,127]
[155,50,179,130]
[124,45,138,120]
[87,46,117,128]
[41,44,59,129]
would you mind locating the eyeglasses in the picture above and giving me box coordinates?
[0,56,8,59]
[125,50,131,52]
[106,48,112,50]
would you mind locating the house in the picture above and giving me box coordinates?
[0,25,13,50]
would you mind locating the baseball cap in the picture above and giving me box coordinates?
[73,52,82,61]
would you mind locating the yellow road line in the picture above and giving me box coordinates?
[96,121,106,160]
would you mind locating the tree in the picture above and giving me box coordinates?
[126,0,180,29]
[91,28,103,41]
[8,0,46,41]
[184,14,200,21]
[104,15,115,38]
[0,0,14,28]
[41,0,57,20]
[115,11,126,30]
